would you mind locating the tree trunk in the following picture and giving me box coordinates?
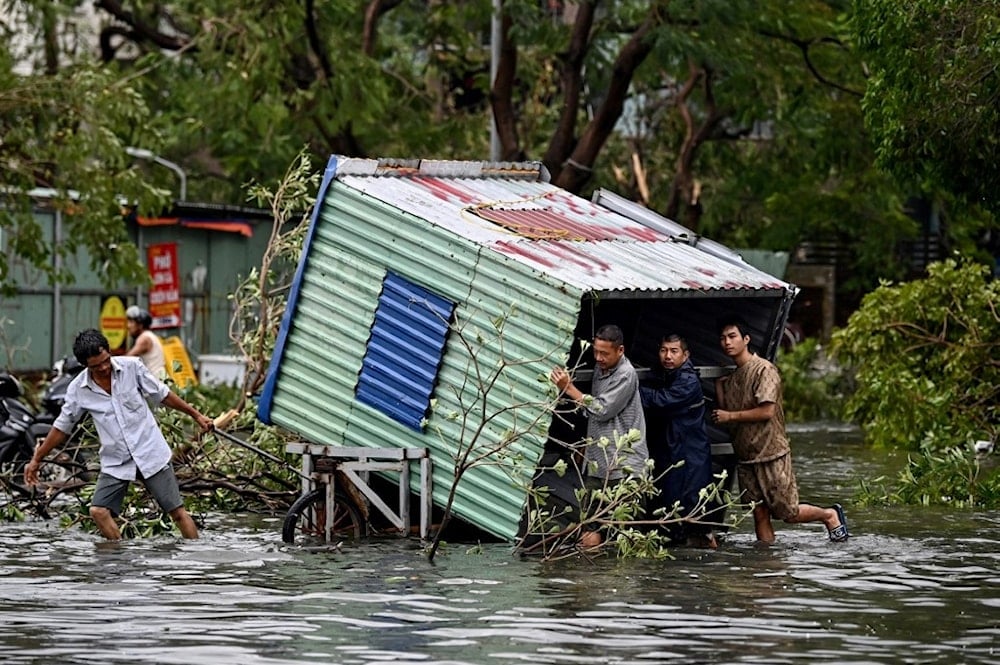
[664,62,722,233]
[491,7,523,161]
[552,16,657,193]
[542,0,598,178]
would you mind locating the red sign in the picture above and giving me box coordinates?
[147,242,181,329]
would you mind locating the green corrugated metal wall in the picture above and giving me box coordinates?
[266,183,581,540]
[1,209,272,372]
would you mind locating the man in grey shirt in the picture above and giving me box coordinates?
[25,328,214,540]
[550,324,648,544]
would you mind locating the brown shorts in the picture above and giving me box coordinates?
[737,453,800,521]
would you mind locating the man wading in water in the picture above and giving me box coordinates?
[25,329,214,540]
[550,324,649,548]
[712,319,849,544]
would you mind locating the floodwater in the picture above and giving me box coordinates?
[2,424,998,664]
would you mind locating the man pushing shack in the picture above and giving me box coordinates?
[25,328,214,540]
[712,318,849,544]
[550,324,649,547]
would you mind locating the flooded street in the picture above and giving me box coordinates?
[2,424,998,664]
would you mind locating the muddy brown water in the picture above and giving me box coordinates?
[1,424,998,664]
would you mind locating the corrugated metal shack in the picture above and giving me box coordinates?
[258,156,797,542]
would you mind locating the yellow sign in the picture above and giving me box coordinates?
[160,336,198,388]
[99,295,128,350]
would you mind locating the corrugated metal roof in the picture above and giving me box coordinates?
[333,157,791,295]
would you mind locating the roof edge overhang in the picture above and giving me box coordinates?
[592,189,796,289]
[330,155,550,182]
[587,287,798,300]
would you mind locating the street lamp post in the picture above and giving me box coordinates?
[125,146,188,310]
[125,146,187,201]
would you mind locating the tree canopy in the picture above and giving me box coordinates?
[853,0,1000,218]
[1,0,993,299]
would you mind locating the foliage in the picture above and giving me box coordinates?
[233,150,316,406]
[2,0,929,306]
[0,57,170,294]
[519,429,745,561]
[611,0,918,297]
[832,260,999,450]
[857,440,1000,509]
[852,0,1000,225]
[832,259,1000,507]
[776,338,849,422]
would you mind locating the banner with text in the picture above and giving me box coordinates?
[147,242,181,329]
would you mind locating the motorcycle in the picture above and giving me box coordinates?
[37,355,84,427]
[0,358,89,486]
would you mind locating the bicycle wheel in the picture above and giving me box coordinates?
[282,487,366,544]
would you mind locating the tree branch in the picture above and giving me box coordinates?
[304,0,334,81]
[362,0,403,56]
[543,0,598,176]
[95,0,191,53]
[552,13,657,192]
[664,61,723,229]
[759,30,863,97]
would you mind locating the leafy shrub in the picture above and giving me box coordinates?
[776,338,850,422]
[832,259,999,450]
[857,439,1000,508]
[833,259,1000,508]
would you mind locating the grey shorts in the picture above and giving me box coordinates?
[92,464,184,516]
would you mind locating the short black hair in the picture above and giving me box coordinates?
[717,317,751,339]
[594,324,624,347]
[73,328,110,365]
[660,333,689,351]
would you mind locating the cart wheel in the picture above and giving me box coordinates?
[282,487,366,544]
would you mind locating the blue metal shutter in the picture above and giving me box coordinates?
[355,272,455,430]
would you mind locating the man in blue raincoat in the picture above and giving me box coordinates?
[640,334,716,548]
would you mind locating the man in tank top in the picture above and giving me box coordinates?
[125,306,167,377]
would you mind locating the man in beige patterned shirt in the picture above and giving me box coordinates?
[711,319,849,544]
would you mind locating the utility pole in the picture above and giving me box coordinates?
[489,0,502,161]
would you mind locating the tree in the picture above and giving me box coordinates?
[852,0,1000,218]
[833,259,999,450]
[4,0,918,305]
[852,0,1000,269]
[0,1,169,292]
[832,260,1000,507]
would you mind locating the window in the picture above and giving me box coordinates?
[356,272,455,430]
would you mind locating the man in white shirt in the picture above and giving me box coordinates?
[25,328,214,540]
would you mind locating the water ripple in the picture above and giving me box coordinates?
[2,441,1000,664]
